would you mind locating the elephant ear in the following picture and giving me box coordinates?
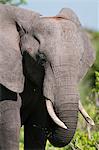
[78,29,96,80]
[5,4,41,32]
[56,8,81,26]
[56,8,95,81]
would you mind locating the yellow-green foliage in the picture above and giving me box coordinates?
[19,129,99,150]
[19,127,24,150]
[0,0,27,5]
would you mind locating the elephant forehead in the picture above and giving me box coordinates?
[33,18,60,37]
[33,17,82,60]
[34,18,78,51]
[34,16,77,36]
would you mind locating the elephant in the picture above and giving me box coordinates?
[0,4,41,149]
[0,3,95,149]
[19,8,95,149]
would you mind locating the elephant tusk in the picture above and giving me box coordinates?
[46,100,67,129]
[79,100,95,126]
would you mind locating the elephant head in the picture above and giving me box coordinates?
[20,8,95,147]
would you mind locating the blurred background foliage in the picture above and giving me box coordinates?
[0,0,27,6]
[0,0,99,149]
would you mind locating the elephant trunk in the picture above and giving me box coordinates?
[46,100,67,129]
[47,64,79,147]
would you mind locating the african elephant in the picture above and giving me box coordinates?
[20,8,95,149]
[0,4,40,149]
[0,3,95,149]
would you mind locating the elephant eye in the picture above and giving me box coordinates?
[35,51,47,66]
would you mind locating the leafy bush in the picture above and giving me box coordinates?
[70,130,99,150]
[19,129,99,150]
[0,0,27,5]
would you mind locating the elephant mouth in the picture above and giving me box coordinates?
[45,99,94,147]
[46,99,67,129]
[46,99,94,129]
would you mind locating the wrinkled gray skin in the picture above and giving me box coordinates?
[21,8,95,147]
[0,3,40,93]
[0,4,41,149]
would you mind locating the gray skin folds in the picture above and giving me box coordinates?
[4,5,95,147]
[30,8,95,147]
[0,4,40,93]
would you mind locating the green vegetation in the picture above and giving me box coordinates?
[20,127,24,150]
[0,0,27,6]
[46,131,99,150]
[19,129,99,150]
